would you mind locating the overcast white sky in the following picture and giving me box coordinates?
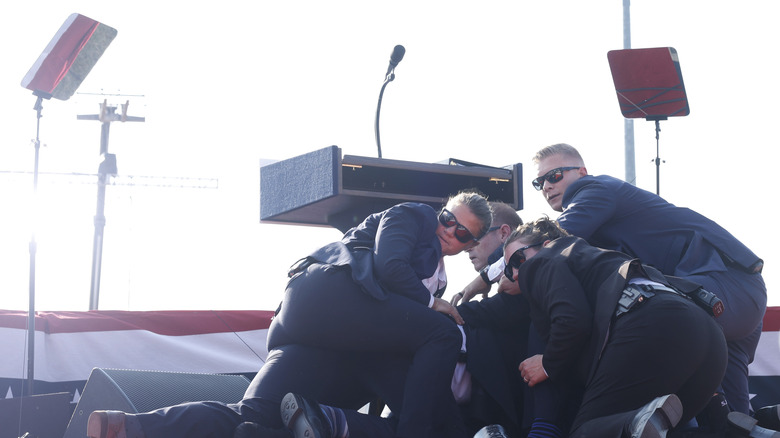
[0,1,777,312]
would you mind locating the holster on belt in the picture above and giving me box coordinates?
[615,285,655,318]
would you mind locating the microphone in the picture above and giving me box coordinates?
[385,45,406,76]
[376,45,405,158]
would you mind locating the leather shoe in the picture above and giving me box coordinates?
[87,410,145,438]
[726,411,780,437]
[756,405,780,431]
[629,394,683,438]
[473,424,509,438]
[280,393,332,438]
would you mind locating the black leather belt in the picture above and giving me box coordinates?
[618,282,724,318]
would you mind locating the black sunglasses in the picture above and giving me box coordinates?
[531,166,581,190]
[504,242,544,281]
[438,208,480,244]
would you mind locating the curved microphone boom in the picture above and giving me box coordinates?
[375,45,405,158]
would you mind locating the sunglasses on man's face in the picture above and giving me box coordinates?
[531,166,581,190]
[438,208,479,244]
[504,242,544,281]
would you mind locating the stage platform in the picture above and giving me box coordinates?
[1,307,778,438]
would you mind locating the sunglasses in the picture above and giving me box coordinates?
[531,166,581,190]
[438,208,480,244]
[503,242,544,281]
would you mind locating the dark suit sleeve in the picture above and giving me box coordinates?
[458,293,529,331]
[558,177,618,241]
[521,258,593,382]
[372,204,439,306]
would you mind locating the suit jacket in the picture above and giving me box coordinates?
[559,175,763,276]
[306,202,442,306]
[516,236,687,386]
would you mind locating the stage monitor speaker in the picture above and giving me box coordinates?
[63,368,251,438]
[260,146,523,233]
[0,392,72,438]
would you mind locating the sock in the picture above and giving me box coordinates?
[319,404,349,438]
[695,393,729,432]
[527,418,563,438]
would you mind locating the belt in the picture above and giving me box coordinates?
[636,283,679,295]
[616,282,724,319]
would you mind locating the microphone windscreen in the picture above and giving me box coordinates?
[390,45,406,64]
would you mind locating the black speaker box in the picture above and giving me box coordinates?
[63,368,251,438]
[0,392,72,438]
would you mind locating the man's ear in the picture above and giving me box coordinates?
[499,223,513,242]
[578,166,588,177]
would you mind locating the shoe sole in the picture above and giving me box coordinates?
[729,411,759,434]
[281,393,323,438]
[728,411,780,438]
[86,411,109,438]
[636,394,683,438]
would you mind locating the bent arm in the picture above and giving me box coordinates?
[558,177,618,241]
[373,205,440,306]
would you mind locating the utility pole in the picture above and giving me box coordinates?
[78,100,144,310]
[622,0,636,185]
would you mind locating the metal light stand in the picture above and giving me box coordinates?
[24,92,50,396]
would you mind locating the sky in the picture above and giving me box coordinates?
[0,1,778,313]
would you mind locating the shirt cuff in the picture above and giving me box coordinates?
[486,258,505,283]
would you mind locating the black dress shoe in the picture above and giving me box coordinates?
[726,412,780,437]
[629,394,683,438]
[756,405,780,431]
[473,424,509,438]
[280,393,332,438]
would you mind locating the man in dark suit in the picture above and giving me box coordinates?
[455,277,530,437]
[446,202,529,437]
[87,194,494,438]
[531,143,766,422]
[453,202,522,303]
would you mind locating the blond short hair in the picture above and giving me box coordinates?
[532,143,585,166]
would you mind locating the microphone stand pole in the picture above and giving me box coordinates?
[374,70,396,159]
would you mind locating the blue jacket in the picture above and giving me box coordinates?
[558,175,763,276]
[306,202,443,306]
